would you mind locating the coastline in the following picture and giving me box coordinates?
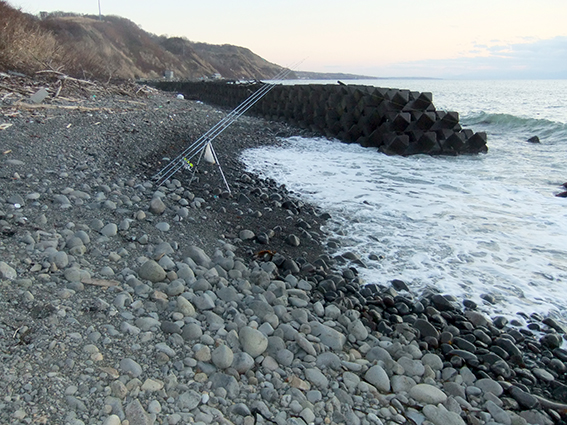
[1,81,566,424]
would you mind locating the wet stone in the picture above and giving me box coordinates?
[414,319,439,339]
[453,336,476,353]
[509,385,538,409]
[540,333,562,350]
[493,316,508,329]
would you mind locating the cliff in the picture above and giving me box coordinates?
[0,2,285,81]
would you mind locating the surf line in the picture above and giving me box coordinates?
[153,61,304,191]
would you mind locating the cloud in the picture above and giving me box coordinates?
[367,36,567,79]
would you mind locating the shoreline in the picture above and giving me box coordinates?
[1,80,566,424]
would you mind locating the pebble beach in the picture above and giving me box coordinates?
[1,82,566,425]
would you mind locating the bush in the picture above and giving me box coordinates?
[0,1,60,73]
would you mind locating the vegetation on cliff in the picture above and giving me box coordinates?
[0,1,284,81]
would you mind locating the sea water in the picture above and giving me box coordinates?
[241,79,567,325]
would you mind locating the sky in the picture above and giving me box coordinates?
[7,0,567,79]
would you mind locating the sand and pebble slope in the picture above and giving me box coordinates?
[1,85,566,425]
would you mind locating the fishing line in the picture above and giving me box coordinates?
[153,60,304,187]
[154,64,297,185]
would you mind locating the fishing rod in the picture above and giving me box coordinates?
[154,65,296,185]
[153,62,302,186]
[154,78,282,186]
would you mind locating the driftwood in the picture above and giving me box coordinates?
[0,82,32,95]
[81,277,120,287]
[36,69,98,86]
[0,71,158,107]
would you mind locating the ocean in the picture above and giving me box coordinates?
[241,79,567,326]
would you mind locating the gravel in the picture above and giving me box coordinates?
[1,83,567,425]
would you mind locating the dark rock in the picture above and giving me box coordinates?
[462,299,477,309]
[440,343,453,356]
[515,369,536,386]
[391,279,409,292]
[383,296,395,308]
[282,259,300,274]
[492,316,508,329]
[271,253,286,267]
[394,302,410,315]
[553,348,567,362]
[324,291,339,301]
[377,321,393,334]
[359,286,375,299]
[450,356,464,368]
[483,323,499,337]
[256,232,270,244]
[507,329,525,343]
[429,314,447,328]
[285,234,300,247]
[473,329,492,345]
[342,269,356,280]
[318,279,336,293]
[423,336,439,349]
[453,336,477,353]
[439,331,453,344]
[464,311,488,327]
[161,321,182,334]
[229,403,251,417]
[540,333,562,350]
[448,349,479,366]
[282,200,299,213]
[481,352,505,365]
[552,382,567,403]
[414,318,439,339]
[403,314,417,325]
[508,386,539,409]
[527,136,540,143]
[532,368,554,383]
[431,294,459,311]
[526,342,540,354]
[238,193,251,203]
[480,294,496,304]
[313,258,329,271]
[495,337,522,359]
[412,301,425,314]
[543,317,565,333]
[491,359,512,378]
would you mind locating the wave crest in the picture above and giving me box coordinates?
[462,112,567,143]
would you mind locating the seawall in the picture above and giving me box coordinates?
[152,80,488,156]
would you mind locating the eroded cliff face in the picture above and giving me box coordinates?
[0,3,284,81]
[41,14,285,80]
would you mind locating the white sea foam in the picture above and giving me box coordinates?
[242,79,567,325]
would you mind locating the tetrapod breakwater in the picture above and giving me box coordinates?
[152,80,488,156]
